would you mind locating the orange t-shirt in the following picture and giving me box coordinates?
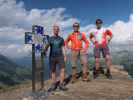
[65,32,89,51]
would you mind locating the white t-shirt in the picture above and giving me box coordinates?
[89,28,106,44]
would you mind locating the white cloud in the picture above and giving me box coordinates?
[0,0,133,58]
[109,14,133,43]
[0,44,32,58]
[0,0,78,58]
[80,24,95,34]
[60,18,79,28]
[0,27,25,41]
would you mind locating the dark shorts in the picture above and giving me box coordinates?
[50,56,65,72]
[94,46,110,58]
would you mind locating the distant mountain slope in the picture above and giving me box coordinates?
[0,54,31,89]
[13,56,32,68]
[13,50,133,79]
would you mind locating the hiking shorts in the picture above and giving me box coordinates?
[50,56,65,72]
[71,50,88,68]
[94,46,110,58]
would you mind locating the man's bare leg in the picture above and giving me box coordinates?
[94,58,100,79]
[59,67,68,91]
[71,51,78,83]
[105,55,112,79]
[60,67,65,84]
[81,54,90,81]
[71,66,77,83]
[51,71,56,84]
[48,68,57,92]
[82,63,90,81]
[95,58,100,70]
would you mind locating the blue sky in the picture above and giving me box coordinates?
[0,0,133,58]
[18,0,133,25]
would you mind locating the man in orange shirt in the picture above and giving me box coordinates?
[65,22,90,83]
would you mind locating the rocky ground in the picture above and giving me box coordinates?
[0,65,133,100]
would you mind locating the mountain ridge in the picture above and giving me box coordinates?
[0,54,31,88]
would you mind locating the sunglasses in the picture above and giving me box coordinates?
[73,25,79,27]
[96,22,102,24]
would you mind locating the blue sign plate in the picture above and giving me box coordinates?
[25,32,33,44]
[33,25,44,35]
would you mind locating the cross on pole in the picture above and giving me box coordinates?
[25,25,47,92]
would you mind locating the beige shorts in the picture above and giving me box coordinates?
[71,50,88,68]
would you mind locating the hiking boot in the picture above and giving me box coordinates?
[71,67,77,83]
[93,70,100,79]
[59,83,68,91]
[100,67,105,75]
[47,83,57,92]
[82,78,90,82]
[71,74,77,83]
[106,74,112,79]
[82,72,90,82]
[106,69,113,79]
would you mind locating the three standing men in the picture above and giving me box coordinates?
[45,19,113,92]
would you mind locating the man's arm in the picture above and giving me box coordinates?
[43,36,50,52]
[89,32,96,44]
[106,30,113,42]
[44,44,49,51]
[62,46,67,62]
[61,38,67,62]
[64,34,71,49]
[42,43,49,56]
